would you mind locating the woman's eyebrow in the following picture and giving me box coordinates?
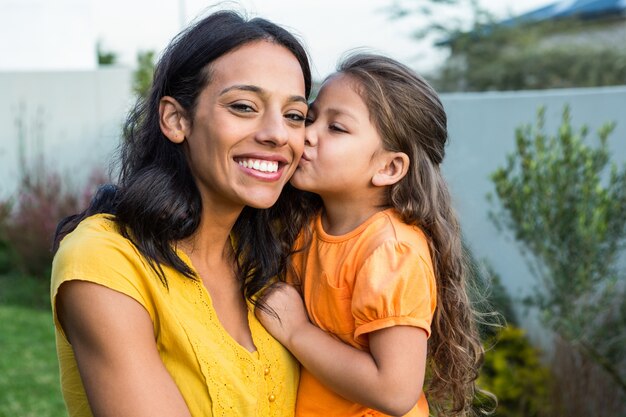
[220,84,262,95]
[220,84,306,104]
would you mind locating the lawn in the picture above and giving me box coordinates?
[0,274,66,417]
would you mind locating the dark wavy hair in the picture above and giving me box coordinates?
[336,53,490,416]
[54,10,312,305]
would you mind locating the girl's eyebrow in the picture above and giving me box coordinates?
[220,84,307,104]
[324,107,358,121]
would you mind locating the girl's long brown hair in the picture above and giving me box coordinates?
[338,53,489,416]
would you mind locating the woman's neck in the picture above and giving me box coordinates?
[178,202,242,269]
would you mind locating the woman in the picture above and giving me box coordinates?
[51,10,311,417]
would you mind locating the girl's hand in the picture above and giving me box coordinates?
[255,283,309,347]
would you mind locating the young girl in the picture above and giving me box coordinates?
[257,53,484,417]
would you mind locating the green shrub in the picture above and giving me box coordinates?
[465,244,517,339]
[476,326,551,417]
[488,105,626,392]
[0,169,106,283]
[0,201,15,274]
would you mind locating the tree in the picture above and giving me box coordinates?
[386,0,493,41]
[97,40,118,66]
[133,50,156,98]
[434,19,626,91]
[488,106,626,393]
[388,1,626,91]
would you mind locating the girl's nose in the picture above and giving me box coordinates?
[304,126,318,147]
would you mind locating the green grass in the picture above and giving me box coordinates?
[0,274,67,417]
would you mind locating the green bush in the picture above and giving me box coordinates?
[0,201,15,274]
[465,244,517,339]
[0,169,107,283]
[488,106,626,392]
[476,326,551,417]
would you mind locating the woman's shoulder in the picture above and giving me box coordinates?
[53,213,147,277]
[58,213,127,250]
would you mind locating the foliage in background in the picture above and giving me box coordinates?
[2,169,105,285]
[133,50,156,98]
[0,112,107,297]
[434,19,626,92]
[386,0,494,42]
[0,202,15,274]
[97,40,118,66]
[475,326,552,417]
[464,243,516,339]
[488,106,626,394]
[0,305,66,417]
[388,0,626,91]
[550,335,626,417]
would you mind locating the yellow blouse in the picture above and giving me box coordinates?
[51,214,299,417]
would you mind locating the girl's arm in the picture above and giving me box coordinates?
[56,281,192,417]
[257,283,427,416]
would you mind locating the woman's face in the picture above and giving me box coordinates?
[180,40,308,211]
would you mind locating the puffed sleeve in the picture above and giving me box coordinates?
[352,240,436,346]
[51,216,156,339]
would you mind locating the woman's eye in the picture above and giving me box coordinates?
[230,103,255,113]
[286,113,306,123]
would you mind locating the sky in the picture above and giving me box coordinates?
[1,0,555,78]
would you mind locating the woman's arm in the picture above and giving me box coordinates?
[257,283,427,416]
[56,281,192,417]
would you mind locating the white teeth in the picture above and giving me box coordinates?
[237,158,279,173]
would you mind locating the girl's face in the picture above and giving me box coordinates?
[291,74,386,200]
[171,40,308,211]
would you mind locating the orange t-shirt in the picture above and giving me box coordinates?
[291,208,437,417]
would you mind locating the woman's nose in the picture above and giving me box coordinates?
[255,112,289,147]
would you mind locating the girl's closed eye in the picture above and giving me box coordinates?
[329,123,348,133]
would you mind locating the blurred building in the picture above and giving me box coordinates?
[500,0,626,49]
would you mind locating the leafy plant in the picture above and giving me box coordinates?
[434,21,626,91]
[1,110,108,283]
[388,1,626,91]
[0,200,15,274]
[488,105,626,393]
[97,40,118,66]
[133,50,156,98]
[476,326,552,417]
[465,243,516,339]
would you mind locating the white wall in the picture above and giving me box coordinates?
[0,68,133,197]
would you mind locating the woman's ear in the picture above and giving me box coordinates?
[159,96,189,144]
[372,152,410,187]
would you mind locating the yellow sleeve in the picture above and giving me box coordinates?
[50,215,156,339]
[351,240,436,345]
